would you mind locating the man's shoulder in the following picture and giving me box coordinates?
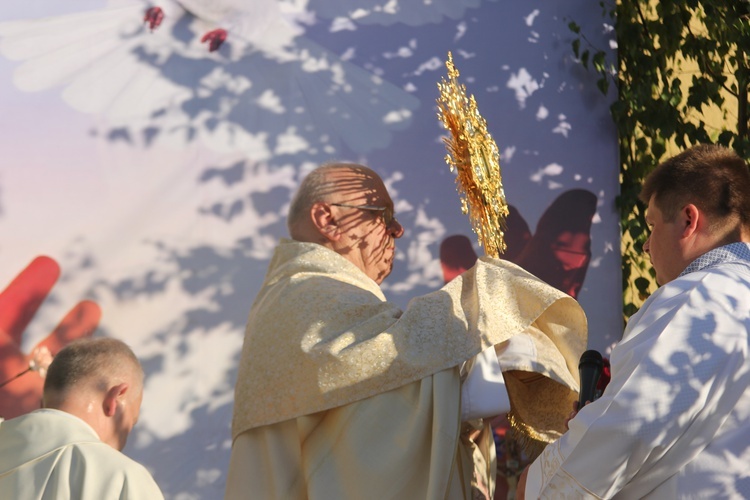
[625,261,750,342]
[676,259,750,308]
[651,259,750,305]
[69,440,151,475]
[65,442,164,498]
[0,413,164,500]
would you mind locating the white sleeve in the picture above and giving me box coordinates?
[526,273,750,498]
[461,345,510,421]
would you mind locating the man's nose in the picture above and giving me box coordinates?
[643,236,650,254]
[389,218,404,238]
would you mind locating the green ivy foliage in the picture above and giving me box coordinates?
[571,0,750,321]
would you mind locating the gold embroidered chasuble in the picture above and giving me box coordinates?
[229,239,587,498]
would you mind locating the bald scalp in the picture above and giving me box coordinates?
[287,162,379,240]
[43,338,143,407]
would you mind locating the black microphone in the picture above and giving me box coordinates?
[578,350,603,409]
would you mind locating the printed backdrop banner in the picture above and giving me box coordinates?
[0,1,619,498]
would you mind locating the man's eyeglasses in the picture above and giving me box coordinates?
[330,203,397,227]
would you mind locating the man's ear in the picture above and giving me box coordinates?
[311,202,341,242]
[103,383,128,417]
[681,204,701,238]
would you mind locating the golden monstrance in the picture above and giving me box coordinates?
[436,52,509,258]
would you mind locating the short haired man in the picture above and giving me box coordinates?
[0,337,164,499]
[226,163,587,499]
[518,144,750,498]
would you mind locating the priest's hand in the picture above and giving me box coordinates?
[565,400,581,430]
[565,398,597,430]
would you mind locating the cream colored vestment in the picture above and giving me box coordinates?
[227,239,587,499]
[0,409,164,500]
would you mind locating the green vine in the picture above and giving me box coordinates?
[570,0,750,320]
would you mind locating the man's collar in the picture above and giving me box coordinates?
[679,242,750,277]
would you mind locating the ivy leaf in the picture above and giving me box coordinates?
[651,140,666,160]
[718,130,734,146]
[623,303,639,318]
[597,77,610,95]
[593,51,606,73]
[635,277,651,293]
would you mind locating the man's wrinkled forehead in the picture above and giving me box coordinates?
[327,167,390,204]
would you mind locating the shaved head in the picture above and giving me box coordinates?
[43,338,142,408]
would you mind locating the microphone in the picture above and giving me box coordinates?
[578,350,603,409]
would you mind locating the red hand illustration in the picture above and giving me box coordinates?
[439,190,597,300]
[0,256,101,419]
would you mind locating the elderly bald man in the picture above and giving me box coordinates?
[226,163,587,499]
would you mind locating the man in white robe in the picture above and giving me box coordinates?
[518,144,750,499]
[225,163,588,499]
[0,337,164,499]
